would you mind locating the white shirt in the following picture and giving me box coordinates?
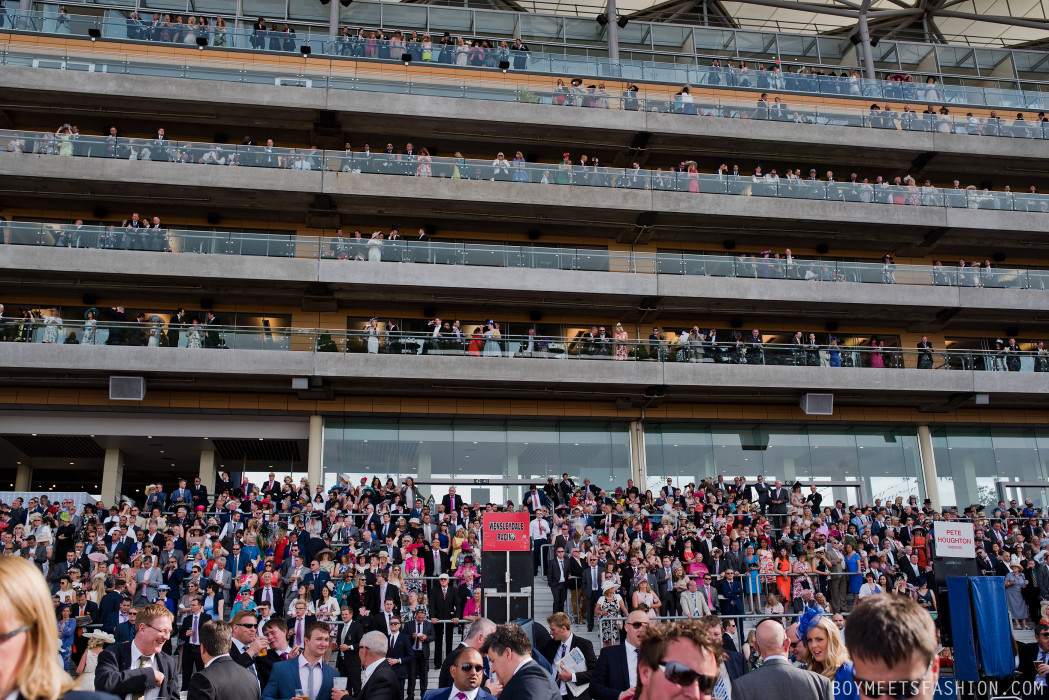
[554,634,577,692]
[363,657,386,684]
[625,642,639,688]
[449,686,481,700]
[298,655,325,700]
[1037,648,1048,686]
[128,643,161,700]
[204,653,229,668]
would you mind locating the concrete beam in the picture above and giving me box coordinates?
[101,448,124,507]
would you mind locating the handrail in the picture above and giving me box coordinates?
[2,128,1047,213]
[4,9,1049,113]
[5,220,1049,292]
[4,41,1049,139]
[8,322,1049,373]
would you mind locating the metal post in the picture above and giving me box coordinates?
[857,0,876,82]
[328,0,339,50]
[606,0,619,63]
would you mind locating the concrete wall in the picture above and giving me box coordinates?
[3,65,1047,164]
[4,342,1047,398]
[4,244,1047,315]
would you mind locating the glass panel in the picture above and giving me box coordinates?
[381,4,427,32]
[692,27,734,54]
[473,10,516,38]
[342,2,381,28]
[241,0,287,21]
[776,34,819,61]
[285,0,324,21]
[815,36,845,61]
[734,31,775,59]
[519,14,560,41]
[643,424,713,491]
[975,48,1011,72]
[650,24,690,51]
[932,428,997,508]
[991,430,1043,483]
[426,6,472,33]
[562,17,602,42]
[895,42,934,69]
[936,46,976,70]
[760,427,811,481]
[855,429,921,505]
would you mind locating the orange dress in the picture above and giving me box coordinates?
[913,535,928,569]
[776,557,792,601]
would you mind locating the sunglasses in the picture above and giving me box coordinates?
[628,621,650,630]
[459,663,485,673]
[659,661,717,694]
[851,658,934,700]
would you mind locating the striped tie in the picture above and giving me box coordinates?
[712,667,731,700]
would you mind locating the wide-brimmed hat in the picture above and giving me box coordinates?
[601,581,618,593]
[85,630,115,643]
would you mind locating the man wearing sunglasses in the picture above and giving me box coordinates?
[731,620,831,700]
[424,646,496,700]
[590,611,648,700]
[635,620,721,700]
[845,595,939,700]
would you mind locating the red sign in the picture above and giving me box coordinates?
[482,512,531,552]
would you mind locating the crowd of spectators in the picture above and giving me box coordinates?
[2,470,1042,700]
[4,124,1049,211]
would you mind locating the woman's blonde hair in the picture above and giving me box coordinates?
[802,616,850,680]
[87,637,107,650]
[0,557,76,700]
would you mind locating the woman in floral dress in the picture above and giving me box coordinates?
[614,323,629,360]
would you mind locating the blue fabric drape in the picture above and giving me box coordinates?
[970,576,1015,678]
[946,577,978,682]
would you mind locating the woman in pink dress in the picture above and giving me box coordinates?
[686,162,700,193]
[869,336,884,368]
[415,148,432,178]
[614,323,629,360]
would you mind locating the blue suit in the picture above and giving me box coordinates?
[423,688,497,700]
[262,658,336,700]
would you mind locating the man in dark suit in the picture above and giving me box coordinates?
[438,617,497,690]
[732,620,831,700]
[441,487,464,514]
[548,546,569,614]
[371,570,402,613]
[423,540,451,579]
[525,485,548,515]
[542,613,597,700]
[254,572,284,615]
[191,477,209,510]
[263,623,340,700]
[766,480,788,536]
[590,610,647,700]
[336,630,404,700]
[429,574,460,669]
[386,617,415,695]
[335,607,366,695]
[180,597,212,689]
[260,472,282,501]
[423,646,497,700]
[188,620,260,700]
[286,600,317,649]
[95,603,180,700]
[113,606,137,644]
[405,608,436,700]
[258,618,299,690]
[1018,624,1049,697]
[483,624,560,700]
[580,554,603,633]
[301,559,330,604]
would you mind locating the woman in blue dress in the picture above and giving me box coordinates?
[743,544,761,612]
[57,604,76,671]
[844,542,863,601]
[798,610,859,700]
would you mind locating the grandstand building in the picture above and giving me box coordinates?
[1,0,1049,511]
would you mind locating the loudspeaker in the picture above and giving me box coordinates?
[196,36,208,47]
[1006,325,1019,337]
[825,321,839,332]
[300,46,312,56]
[723,239,736,250]
[88,27,101,39]
[423,306,436,318]
[527,230,540,241]
[424,224,437,237]
[340,0,353,7]
[644,385,666,398]
[617,16,629,27]
[529,310,542,322]
[993,251,1006,262]
[596,13,608,25]
[109,376,146,401]
[498,60,510,72]
[92,207,108,220]
[849,34,861,45]
[200,298,213,310]
[816,243,829,254]
[401,53,412,64]
[82,293,97,305]
[206,213,220,225]
[800,393,834,415]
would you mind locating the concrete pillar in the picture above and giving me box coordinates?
[199,450,217,494]
[506,455,520,506]
[308,415,324,490]
[418,447,432,499]
[917,425,941,511]
[101,449,124,507]
[15,464,32,491]
[629,420,647,490]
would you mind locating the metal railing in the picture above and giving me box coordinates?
[6,221,1049,291]
[7,322,1049,373]
[6,8,1049,112]
[6,41,1049,138]
[2,129,1048,214]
